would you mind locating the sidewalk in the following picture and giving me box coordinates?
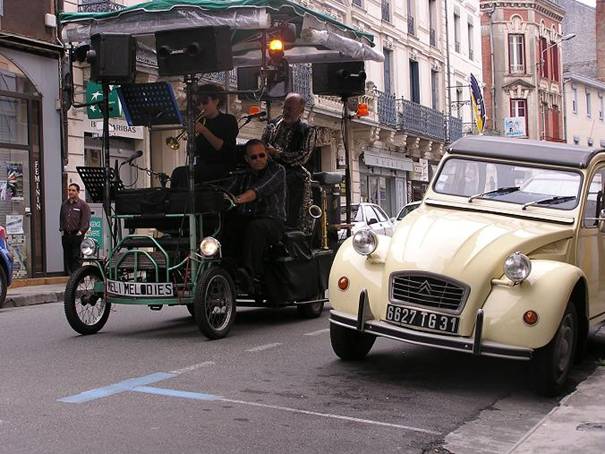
[2,283,66,308]
[509,365,605,453]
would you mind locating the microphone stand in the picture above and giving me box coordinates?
[128,162,171,188]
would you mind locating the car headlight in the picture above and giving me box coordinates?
[352,229,378,256]
[503,251,532,283]
[200,236,221,257]
[80,238,97,257]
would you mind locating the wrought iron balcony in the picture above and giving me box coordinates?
[430,29,436,47]
[408,17,415,35]
[398,99,445,142]
[376,90,397,127]
[381,0,391,22]
[449,116,463,142]
[201,70,237,88]
[291,64,315,107]
[78,0,125,13]
[352,0,363,7]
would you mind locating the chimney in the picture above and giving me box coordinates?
[598,0,605,81]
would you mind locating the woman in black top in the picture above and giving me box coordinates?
[193,83,238,182]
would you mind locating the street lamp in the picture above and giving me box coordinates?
[539,33,576,69]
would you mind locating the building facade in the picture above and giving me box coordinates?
[480,0,565,141]
[0,0,64,278]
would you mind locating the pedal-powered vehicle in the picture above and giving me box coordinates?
[59,0,383,339]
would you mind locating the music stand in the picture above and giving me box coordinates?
[117,82,183,127]
[77,166,124,203]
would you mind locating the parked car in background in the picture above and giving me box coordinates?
[392,201,421,223]
[0,225,14,306]
[339,203,394,239]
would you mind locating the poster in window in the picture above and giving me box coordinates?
[504,117,526,138]
[0,180,8,201]
[6,162,24,200]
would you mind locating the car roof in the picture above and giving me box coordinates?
[448,136,605,169]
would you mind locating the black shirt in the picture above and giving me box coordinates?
[194,112,238,170]
[227,160,286,222]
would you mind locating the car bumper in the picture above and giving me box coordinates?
[329,291,533,361]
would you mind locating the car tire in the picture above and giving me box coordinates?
[529,302,577,397]
[297,300,325,319]
[330,322,375,360]
[194,266,236,340]
[64,265,110,335]
[0,265,7,307]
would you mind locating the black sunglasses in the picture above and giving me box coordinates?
[248,153,267,161]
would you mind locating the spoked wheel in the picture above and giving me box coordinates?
[64,265,110,335]
[530,303,577,396]
[194,266,236,340]
[297,292,326,319]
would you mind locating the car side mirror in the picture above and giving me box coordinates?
[367,218,378,225]
[599,209,605,233]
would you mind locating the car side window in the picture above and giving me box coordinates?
[583,169,605,228]
[363,205,377,222]
[372,206,389,222]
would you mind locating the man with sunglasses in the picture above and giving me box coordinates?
[224,139,286,294]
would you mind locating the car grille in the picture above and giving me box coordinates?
[390,272,469,313]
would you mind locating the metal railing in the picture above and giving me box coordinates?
[398,99,445,141]
[78,0,125,12]
[430,29,436,47]
[201,70,237,88]
[376,90,397,127]
[352,0,363,7]
[381,0,391,22]
[449,116,463,142]
[408,17,415,35]
[291,64,315,107]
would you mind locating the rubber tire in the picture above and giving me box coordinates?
[529,303,577,397]
[194,266,236,340]
[330,322,376,361]
[64,265,110,335]
[297,299,325,319]
[0,264,7,307]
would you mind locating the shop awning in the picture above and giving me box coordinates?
[60,0,384,66]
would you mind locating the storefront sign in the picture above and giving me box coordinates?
[84,118,144,140]
[86,216,104,249]
[411,159,429,182]
[86,82,122,119]
[363,151,414,171]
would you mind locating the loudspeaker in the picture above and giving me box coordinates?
[312,61,366,97]
[89,33,136,84]
[155,26,233,77]
[237,64,289,100]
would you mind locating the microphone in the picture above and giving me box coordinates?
[242,111,267,121]
[125,149,143,166]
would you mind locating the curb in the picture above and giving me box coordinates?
[2,291,65,308]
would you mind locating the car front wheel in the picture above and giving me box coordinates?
[330,322,375,360]
[529,302,577,397]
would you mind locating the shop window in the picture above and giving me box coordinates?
[0,96,28,145]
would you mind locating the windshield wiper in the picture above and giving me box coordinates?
[521,196,576,210]
[468,186,520,203]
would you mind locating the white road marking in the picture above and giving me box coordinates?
[304,328,329,336]
[221,397,441,435]
[169,361,215,375]
[246,343,282,352]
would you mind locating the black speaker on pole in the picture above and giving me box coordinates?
[155,26,233,77]
[312,61,366,97]
[89,33,136,84]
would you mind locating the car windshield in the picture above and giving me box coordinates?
[434,158,583,210]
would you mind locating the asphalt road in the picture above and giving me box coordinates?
[1,302,603,454]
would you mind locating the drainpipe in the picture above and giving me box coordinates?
[444,0,452,143]
[486,4,497,132]
[562,77,569,143]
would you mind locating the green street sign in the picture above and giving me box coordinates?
[86,216,104,249]
[86,82,122,119]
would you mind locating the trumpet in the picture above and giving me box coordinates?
[166,109,207,151]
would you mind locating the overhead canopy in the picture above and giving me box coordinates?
[60,0,384,67]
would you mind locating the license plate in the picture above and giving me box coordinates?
[106,280,174,298]
[385,304,459,334]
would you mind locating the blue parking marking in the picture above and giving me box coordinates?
[132,386,221,401]
[58,372,176,404]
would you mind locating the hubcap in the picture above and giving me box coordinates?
[554,313,575,379]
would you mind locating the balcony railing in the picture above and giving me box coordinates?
[408,17,415,35]
[78,0,125,12]
[398,99,445,141]
[449,116,463,142]
[291,64,315,107]
[381,0,391,22]
[430,29,436,47]
[376,90,397,127]
[352,0,363,7]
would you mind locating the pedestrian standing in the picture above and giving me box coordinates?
[60,183,91,274]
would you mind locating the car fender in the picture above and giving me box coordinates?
[329,236,391,320]
[482,260,585,349]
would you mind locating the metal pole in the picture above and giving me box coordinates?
[102,83,112,241]
[186,75,197,278]
[444,0,452,143]
[342,98,352,237]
